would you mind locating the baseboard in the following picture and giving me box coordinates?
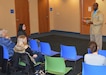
[50,30,80,34]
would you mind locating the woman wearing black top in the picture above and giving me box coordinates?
[17,23,27,37]
[13,35,36,74]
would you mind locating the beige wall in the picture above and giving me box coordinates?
[0,0,16,36]
[50,0,106,35]
[50,0,80,33]
[96,0,106,35]
[0,0,106,36]
[29,0,39,34]
[0,0,39,36]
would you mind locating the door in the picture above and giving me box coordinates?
[80,0,95,34]
[15,0,30,36]
[38,0,50,33]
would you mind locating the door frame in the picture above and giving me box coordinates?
[80,0,95,34]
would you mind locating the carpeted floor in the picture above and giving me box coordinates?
[1,33,106,75]
[35,35,106,55]
[35,35,106,75]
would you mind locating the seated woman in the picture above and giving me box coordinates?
[17,24,45,62]
[17,23,27,37]
[13,35,44,73]
[84,41,106,65]
[13,35,37,74]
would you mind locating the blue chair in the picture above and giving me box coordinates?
[40,42,60,56]
[98,50,106,57]
[82,62,106,75]
[87,48,92,54]
[29,39,40,52]
[0,45,10,74]
[2,45,9,60]
[60,45,83,61]
[60,45,83,74]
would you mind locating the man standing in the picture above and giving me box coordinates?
[86,3,104,50]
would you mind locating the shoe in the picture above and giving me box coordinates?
[34,70,45,75]
[39,70,45,75]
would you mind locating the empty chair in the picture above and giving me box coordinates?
[45,56,72,75]
[29,39,40,52]
[98,50,106,57]
[60,45,83,61]
[60,45,83,74]
[82,62,106,75]
[40,42,59,56]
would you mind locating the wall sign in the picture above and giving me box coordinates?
[50,8,53,11]
[10,9,14,14]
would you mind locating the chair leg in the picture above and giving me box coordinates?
[28,72,29,75]
[77,72,82,75]
[1,59,7,73]
[6,62,11,75]
[73,61,77,75]
[74,59,82,75]
[44,70,47,75]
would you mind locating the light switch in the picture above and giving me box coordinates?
[88,6,92,12]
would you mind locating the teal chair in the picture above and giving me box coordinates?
[45,56,72,75]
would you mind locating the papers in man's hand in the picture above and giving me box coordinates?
[86,20,91,24]
[83,17,91,24]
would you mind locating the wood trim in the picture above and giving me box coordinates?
[38,0,50,33]
[80,0,83,34]
[80,0,96,34]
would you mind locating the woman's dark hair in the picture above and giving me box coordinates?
[18,23,24,31]
[89,41,97,53]
[17,23,27,37]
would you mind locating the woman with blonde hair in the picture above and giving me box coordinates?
[13,35,37,74]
